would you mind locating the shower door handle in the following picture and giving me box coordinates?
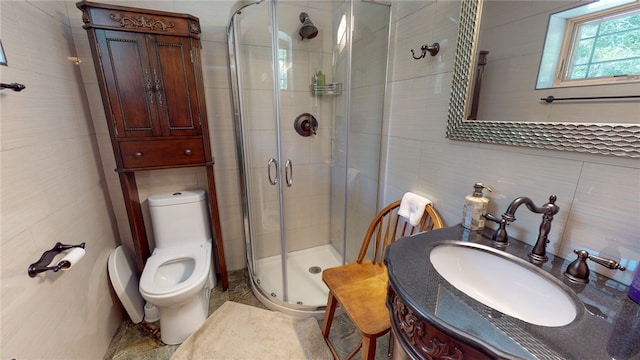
[285,159,293,187]
[267,158,278,185]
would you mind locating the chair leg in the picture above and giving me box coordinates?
[344,340,362,360]
[322,292,338,338]
[361,336,377,360]
[322,292,341,360]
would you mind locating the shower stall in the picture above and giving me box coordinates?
[227,0,391,317]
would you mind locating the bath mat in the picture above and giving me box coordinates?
[170,301,332,360]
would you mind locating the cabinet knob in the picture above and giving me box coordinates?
[134,152,143,158]
[184,149,192,156]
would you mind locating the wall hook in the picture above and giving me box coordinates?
[1,82,26,92]
[411,42,440,60]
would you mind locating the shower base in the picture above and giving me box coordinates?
[250,244,343,319]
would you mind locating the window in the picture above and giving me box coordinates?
[277,30,294,91]
[278,48,289,90]
[565,6,640,81]
[537,0,640,88]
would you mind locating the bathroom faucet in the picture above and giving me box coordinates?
[485,195,559,263]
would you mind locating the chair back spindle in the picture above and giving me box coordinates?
[357,200,442,265]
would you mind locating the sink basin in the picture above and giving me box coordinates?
[429,241,578,327]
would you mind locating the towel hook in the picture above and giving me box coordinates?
[1,82,26,92]
[411,43,440,60]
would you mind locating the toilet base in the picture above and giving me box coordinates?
[157,282,212,345]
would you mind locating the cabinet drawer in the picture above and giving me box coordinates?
[119,139,205,169]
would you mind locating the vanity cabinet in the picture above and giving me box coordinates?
[77,1,228,289]
[387,288,492,360]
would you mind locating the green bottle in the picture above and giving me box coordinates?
[313,70,325,94]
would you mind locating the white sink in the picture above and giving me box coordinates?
[430,241,578,327]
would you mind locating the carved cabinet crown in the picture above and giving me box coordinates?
[77,1,201,38]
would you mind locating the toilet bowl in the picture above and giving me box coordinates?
[140,242,213,344]
[138,190,215,345]
[140,242,211,305]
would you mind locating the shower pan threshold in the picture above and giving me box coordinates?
[250,244,343,319]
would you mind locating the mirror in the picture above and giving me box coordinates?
[446,0,639,158]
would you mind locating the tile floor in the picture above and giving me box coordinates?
[104,269,391,360]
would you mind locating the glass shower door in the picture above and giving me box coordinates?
[234,0,339,306]
[275,1,336,306]
[230,1,285,298]
[228,0,390,312]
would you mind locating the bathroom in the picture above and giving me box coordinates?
[1,0,638,358]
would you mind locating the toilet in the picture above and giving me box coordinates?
[139,190,216,345]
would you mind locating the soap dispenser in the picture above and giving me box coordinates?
[462,183,492,230]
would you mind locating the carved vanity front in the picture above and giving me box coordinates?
[388,286,491,360]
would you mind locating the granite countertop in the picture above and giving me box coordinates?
[384,225,640,360]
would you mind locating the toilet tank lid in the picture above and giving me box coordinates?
[148,189,206,207]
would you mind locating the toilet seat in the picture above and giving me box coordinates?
[108,246,145,323]
[139,241,211,299]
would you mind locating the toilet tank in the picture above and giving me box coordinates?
[148,190,211,248]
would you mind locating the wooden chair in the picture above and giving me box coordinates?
[321,199,444,360]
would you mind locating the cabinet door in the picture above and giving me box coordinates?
[96,30,161,138]
[148,35,202,137]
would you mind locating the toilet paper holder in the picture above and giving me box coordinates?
[28,242,86,277]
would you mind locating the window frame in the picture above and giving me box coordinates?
[553,2,640,88]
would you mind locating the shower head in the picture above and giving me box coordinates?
[298,12,318,40]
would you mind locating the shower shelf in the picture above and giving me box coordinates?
[311,82,342,96]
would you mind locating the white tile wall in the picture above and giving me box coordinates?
[1,1,122,358]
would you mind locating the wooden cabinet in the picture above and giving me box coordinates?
[77,1,228,289]
[93,30,202,139]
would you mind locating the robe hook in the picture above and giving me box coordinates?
[411,42,440,60]
[1,82,26,92]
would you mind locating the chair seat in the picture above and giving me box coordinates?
[322,261,390,337]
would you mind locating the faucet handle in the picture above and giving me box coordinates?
[483,213,509,245]
[564,249,626,284]
[586,251,626,271]
[483,212,501,224]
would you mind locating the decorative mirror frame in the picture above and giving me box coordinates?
[446,0,640,158]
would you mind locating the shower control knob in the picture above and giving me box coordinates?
[294,113,318,137]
